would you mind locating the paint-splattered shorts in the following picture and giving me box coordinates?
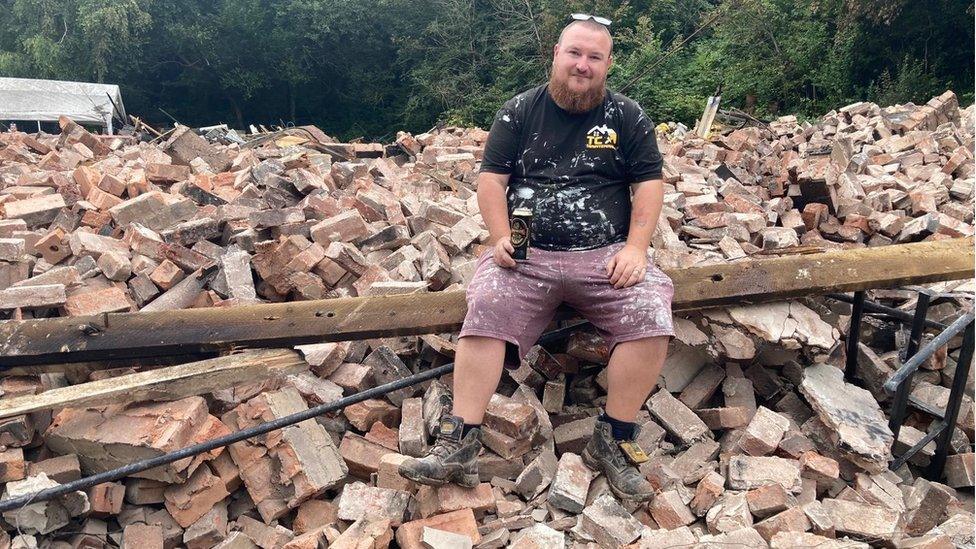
[460,242,675,367]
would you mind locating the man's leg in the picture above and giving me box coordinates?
[398,335,507,487]
[451,336,506,423]
[581,336,669,501]
[605,335,670,422]
[565,244,676,501]
[400,248,562,488]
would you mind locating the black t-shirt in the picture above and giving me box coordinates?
[480,84,663,251]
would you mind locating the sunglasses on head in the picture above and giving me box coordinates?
[570,13,612,26]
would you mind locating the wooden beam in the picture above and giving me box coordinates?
[674,237,974,309]
[1,238,971,366]
[0,354,220,381]
[0,349,306,419]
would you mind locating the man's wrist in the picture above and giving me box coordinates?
[489,233,512,246]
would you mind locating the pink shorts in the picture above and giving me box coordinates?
[460,242,675,366]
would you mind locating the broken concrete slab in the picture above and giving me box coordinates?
[799,364,894,473]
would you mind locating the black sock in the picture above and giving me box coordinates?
[462,423,481,436]
[599,413,636,441]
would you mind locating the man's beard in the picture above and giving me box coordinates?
[548,71,606,113]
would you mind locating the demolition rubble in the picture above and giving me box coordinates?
[0,90,972,548]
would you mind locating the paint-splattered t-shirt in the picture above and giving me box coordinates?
[480,84,663,251]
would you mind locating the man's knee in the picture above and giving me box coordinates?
[611,335,670,360]
[457,335,509,365]
[459,334,507,349]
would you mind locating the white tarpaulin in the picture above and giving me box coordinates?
[0,77,126,128]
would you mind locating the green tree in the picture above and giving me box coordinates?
[0,0,971,137]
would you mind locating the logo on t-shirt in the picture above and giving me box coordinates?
[586,125,618,149]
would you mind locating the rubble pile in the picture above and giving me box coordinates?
[0,91,971,548]
[0,92,972,319]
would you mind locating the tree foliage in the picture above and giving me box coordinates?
[0,0,971,139]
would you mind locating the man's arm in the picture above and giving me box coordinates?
[477,172,511,244]
[477,171,518,268]
[606,178,664,288]
[625,178,665,250]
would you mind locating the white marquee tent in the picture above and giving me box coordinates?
[0,77,126,133]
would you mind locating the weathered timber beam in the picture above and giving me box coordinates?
[0,349,306,418]
[1,238,971,366]
[1,354,220,380]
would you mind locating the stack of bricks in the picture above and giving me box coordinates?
[0,94,972,547]
[0,92,973,322]
[2,291,972,548]
[0,116,493,318]
[652,90,974,272]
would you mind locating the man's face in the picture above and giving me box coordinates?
[550,24,613,111]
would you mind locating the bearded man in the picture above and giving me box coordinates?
[399,15,674,501]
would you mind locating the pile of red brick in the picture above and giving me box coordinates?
[0,92,972,319]
[652,90,973,269]
[0,92,971,548]
[0,118,491,317]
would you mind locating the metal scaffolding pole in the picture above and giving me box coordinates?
[0,363,453,513]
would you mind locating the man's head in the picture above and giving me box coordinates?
[548,19,613,113]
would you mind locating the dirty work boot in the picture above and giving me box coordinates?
[582,419,654,501]
[398,415,482,487]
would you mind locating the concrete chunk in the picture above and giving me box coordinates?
[579,493,643,548]
[739,406,790,456]
[223,387,348,522]
[1,473,89,535]
[728,455,802,493]
[47,396,223,483]
[509,524,564,549]
[0,284,65,309]
[799,364,894,473]
[547,452,593,513]
[647,389,711,445]
[337,481,410,526]
[822,498,899,542]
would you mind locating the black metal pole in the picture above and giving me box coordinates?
[844,290,866,382]
[0,363,455,513]
[888,292,931,443]
[884,313,972,393]
[903,291,932,363]
[890,422,945,471]
[826,293,948,331]
[928,320,975,480]
[0,322,586,512]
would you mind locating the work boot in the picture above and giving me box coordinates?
[398,414,482,487]
[582,419,654,502]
